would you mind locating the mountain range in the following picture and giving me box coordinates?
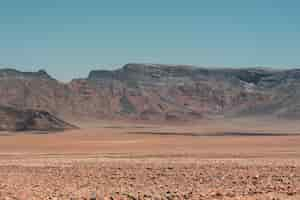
[0,63,300,130]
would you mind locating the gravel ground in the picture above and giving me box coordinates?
[1,120,300,200]
[0,158,299,200]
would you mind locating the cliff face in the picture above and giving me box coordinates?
[71,64,272,120]
[0,69,72,117]
[0,64,300,121]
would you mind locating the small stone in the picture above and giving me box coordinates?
[90,192,97,200]
[287,191,296,196]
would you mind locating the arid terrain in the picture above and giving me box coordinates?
[0,63,300,199]
[0,118,299,200]
[2,64,300,122]
[1,0,300,197]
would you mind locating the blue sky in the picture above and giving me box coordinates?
[0,0,300,81]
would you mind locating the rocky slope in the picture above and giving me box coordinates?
[0,64,300,121]
[0,106,77,131]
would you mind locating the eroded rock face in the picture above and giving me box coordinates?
[0,69,72,118]
[0,106,77,131]
[0,64,300,120]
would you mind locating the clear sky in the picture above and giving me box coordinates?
[0,0,300,81]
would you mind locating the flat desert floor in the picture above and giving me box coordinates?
[0,118,300,199]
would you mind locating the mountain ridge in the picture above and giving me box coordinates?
[0,63,300,121]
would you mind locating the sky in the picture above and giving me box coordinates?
[0,0,300,81]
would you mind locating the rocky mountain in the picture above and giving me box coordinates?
[0,106,77,131]
[0,64,300,121]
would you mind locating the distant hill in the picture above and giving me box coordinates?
[0,63,300,121]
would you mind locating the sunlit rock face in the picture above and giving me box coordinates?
[0,64,300,121]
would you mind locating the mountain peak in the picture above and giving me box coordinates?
[0,68,53,80]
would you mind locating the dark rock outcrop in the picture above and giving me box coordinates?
[0,106,77,132]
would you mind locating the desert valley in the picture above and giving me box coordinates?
[2,0,300,198]
[0,64,300,200]
[0,64,299,199]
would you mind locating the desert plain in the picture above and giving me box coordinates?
[0,117,300,200]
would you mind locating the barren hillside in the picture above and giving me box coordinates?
[0,64,300,120]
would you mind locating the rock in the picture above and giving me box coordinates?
[287,191,296,196]
[90,191,97,200]
[0,105,77,132]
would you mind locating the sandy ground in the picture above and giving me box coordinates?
[0,118,300,199]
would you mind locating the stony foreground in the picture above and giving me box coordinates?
[0,158,299,200]
[0,120,300,200]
